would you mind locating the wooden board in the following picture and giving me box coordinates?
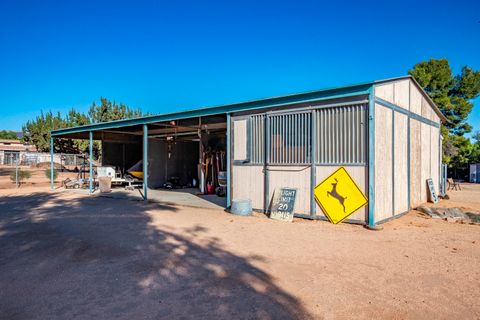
[268,166,311,215]
[375,83,394,103]
[269,187,297,222]
[421,97,431,120]
[233,119,248,161]
[374,104,393,221]
[431,111,441,123]
[232,165,264,210]
[427,178,439,203]
[409,81,422,115]
[394,80,410,110]
[394,112,409,214]
[409,119,421,207]
[420,122,431,204]
[431,126,440,190]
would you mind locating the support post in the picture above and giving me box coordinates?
[310,110,317,217]
[264,115,270,214]
[89,131,93,194]
[407,116,411,208]
[143,124,148,200]
[226,113,231,208]
[50,137,54,191]
[392,107,395,216]
[367,87,376,228]
[16,163,19,189]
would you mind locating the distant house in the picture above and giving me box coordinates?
[0,140,37,165]
[470,164,480,183]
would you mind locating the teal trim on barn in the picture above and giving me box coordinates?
[51,82,373,137]
[50,75,445,226]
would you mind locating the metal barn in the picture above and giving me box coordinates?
[50,75,445,227]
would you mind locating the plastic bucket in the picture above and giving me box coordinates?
[98,176,112,193]
[230,199,252,216]
[218,171,227,187]
[206,184,215,194]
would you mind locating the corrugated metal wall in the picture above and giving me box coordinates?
[315,104,367,164]
[251,115,265,164]
[249,104,367,165]
[269,112,311,165]
[233,101,368,221]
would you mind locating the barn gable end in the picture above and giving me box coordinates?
[373,77,442,223]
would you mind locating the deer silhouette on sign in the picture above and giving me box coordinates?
[327,178,347,212]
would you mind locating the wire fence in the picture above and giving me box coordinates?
[0,152,88,168]
[0,165,81,189]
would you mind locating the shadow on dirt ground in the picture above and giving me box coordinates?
[0,192,311,319]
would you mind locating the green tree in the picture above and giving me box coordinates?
[22,98,146,158]
[409,59,480,136]
[88,97,143,123]
[22,111,65,152]
[0,130,18,140]
[409,59,480,167]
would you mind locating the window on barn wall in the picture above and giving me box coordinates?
[315,104,367,165]
[247,103,367,165]
[268,112,312,165]
[250,114,265,164]
[233,119,249,162]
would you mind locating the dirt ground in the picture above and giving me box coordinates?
[0,165,78,189]
[0,185,479,319]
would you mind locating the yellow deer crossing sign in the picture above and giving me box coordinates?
[314,167,368,224]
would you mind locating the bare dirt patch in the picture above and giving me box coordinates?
[0,186,479,319]
[0,165,78,189]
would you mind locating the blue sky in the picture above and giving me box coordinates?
[0,0,479,136]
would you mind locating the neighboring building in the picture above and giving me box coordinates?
[0,139,36,165]
[0,140,83,166]
[51,75,445,227]
[470,164,480,183]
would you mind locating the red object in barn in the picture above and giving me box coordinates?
[206,184,215,195]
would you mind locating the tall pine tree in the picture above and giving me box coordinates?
[409,59,480,167]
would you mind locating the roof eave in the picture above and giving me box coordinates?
[51,83,372,137]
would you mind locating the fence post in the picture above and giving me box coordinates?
[50,137,54,191]
[89,131,93,194]
[226,113,231,208]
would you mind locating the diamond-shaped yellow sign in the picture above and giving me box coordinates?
[314,167,368,224]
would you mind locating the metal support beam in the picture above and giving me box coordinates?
[226,113,231,208]
[143,124,148,200]
[367,87,376,227]
[407,121,411,210]
[50,137,54,191]
[392,109,395,216]
[264,115,270,213]
[310,110,317,217]
[438,132,442,195]
[89,131,93,194]
[51,86,372,138]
